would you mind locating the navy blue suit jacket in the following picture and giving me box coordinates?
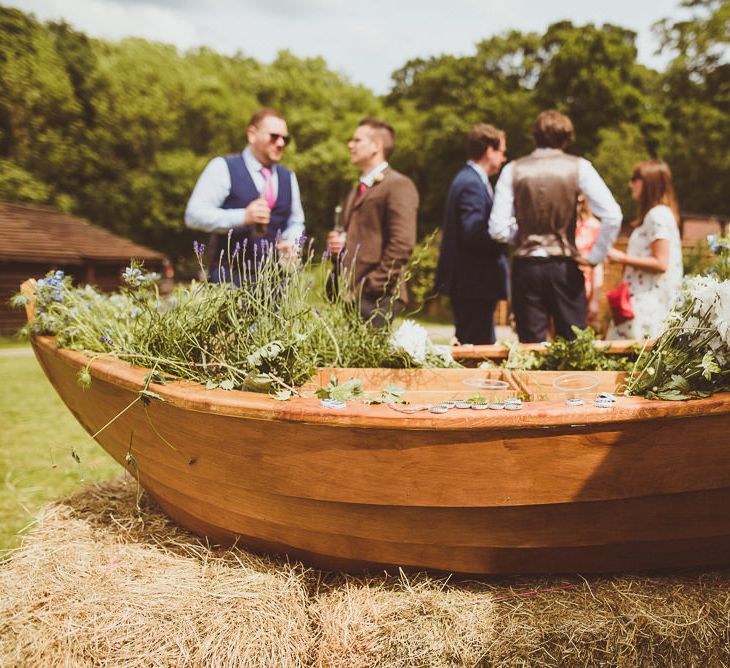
[435,165,509,301]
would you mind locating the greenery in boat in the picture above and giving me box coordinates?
[14,240,457,396]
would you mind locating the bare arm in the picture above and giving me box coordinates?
[607,238,670,273]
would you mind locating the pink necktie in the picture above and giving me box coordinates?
[261,166,276,209]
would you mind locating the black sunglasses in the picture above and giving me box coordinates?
[630,174,641,182]
[269,133,291,146]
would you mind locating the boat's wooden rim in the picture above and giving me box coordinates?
[452,340,650,360]
[32,335,730,431]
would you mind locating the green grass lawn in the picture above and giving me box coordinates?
[0,334,30,349]
[0,351,120,553]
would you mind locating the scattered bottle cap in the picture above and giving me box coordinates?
[596,392,617,402]
[320,398,346,409]
[566,398,584,407]
[454,401,472,409]
[488,402,505,410]
[470,403,489,410]
[504,403,523,410]
[504,397,522,405]
[594,398,615,408]
[429,405,449,414]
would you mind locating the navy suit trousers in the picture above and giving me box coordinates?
[451,298,498,345]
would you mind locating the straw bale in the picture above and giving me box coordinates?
[311,575,496,667]
[2,478,730,667]
[0,479,313,668]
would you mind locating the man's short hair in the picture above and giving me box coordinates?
[358,118,396,160]
[466,124,504,161]
[532,110,575,149]
[248,108,285,128]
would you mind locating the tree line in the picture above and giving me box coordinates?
[0,1,727,267]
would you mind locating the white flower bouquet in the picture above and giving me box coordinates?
[390,320,456,368]
[626,272,730,400]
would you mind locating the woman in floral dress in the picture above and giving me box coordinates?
[606,160,683,339]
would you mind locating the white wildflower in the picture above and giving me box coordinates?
[713,280,730,347]
[391,320,429,365]
[682,315,701,335]
[429,343,454,366]
[685,275,719,318]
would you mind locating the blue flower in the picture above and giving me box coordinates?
[122,266,143,288]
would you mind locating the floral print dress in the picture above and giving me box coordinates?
[607,205,683,340]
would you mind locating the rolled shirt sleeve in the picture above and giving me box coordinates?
[578,158,622,265]
[488,163,518,244]
[280,171,305,243]
[184,157,246,233]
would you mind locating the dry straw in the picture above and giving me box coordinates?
[2,479,729,667]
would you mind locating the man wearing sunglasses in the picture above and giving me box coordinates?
[185,108,304,282]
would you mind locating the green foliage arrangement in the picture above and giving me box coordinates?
[15,243,457,396]
[626,241,730,400]
[502,326,635,372]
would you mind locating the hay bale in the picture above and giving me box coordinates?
[311,575,497,667]
[0,479,313,668]
[483,575,730,666]
[2,478,730,667]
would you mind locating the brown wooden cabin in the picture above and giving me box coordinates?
[0,201,169,335]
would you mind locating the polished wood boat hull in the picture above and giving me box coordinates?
[30,336,730,574]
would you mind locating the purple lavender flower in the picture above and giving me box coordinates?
[99,335,113,346]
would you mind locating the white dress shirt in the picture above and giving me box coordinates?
[359,161,389,187]
[184,147,305,243]
[466,160,493,197]
[489,149,622,265]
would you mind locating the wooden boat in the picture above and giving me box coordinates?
[23,289,730,575]
[27,333,730,575]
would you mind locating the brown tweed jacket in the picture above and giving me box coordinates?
[342,167,419,303]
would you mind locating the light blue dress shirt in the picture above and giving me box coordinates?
[185,147,305,243]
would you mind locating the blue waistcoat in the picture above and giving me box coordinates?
[209,154,293,269]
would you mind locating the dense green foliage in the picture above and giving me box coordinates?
[16,248,455,396]
[1,2,727,266]
[502,326,636,372]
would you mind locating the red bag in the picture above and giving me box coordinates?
[606,281,634,324]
